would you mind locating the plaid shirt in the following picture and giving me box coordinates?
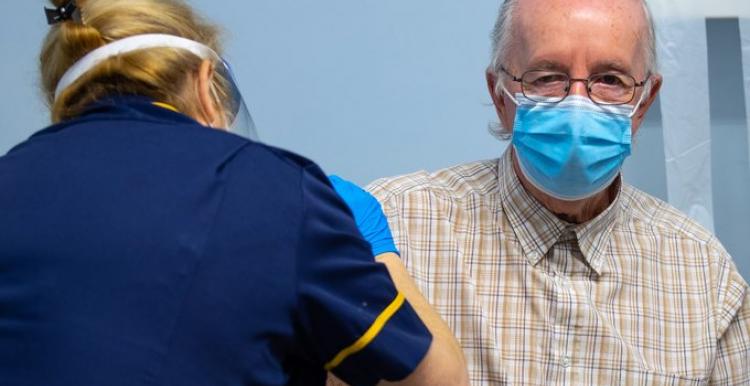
[368,149,750,385]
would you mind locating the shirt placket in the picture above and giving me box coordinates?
[548,237,579,384]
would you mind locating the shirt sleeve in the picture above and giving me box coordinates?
[710,239,750,385]
[293,165,432,386]
[709,254,750,385]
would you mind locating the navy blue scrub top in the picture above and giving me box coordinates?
[0,97,431,386]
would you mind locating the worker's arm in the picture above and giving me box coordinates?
[375,252,468,386]
[327,176,469,386]
[326,252,468,386]
[294,168,464,385]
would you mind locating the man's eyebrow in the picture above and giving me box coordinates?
[590,60,632,74]
[526,60,568,72]
[525,59,636,75]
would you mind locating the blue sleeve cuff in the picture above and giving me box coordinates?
[370,238,399,256]
[327,174,400,256]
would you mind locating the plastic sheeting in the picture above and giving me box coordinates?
[742,18,750,169]
[650,1,715,231]
[646,2,749,279]
[705,17,750,284]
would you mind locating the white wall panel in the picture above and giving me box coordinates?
[650,0,715,231]
[741,18,750,169]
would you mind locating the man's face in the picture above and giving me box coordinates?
[487,0,662,135]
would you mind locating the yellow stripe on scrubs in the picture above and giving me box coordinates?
[324,292,406,371]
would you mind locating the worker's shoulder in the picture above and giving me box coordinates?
[228,139,323,180]
[622,184,725,253]
[367,159,500,204]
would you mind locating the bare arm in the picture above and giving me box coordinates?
[375,252,468,386]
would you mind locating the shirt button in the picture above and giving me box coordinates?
[561,355,571,368]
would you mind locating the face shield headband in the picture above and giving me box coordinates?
[53,33,258,141]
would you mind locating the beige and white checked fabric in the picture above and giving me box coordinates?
[368,149,750,385]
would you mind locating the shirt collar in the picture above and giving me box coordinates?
[497,148,623,275]
[29,95,198,142]
[79,95,195,124]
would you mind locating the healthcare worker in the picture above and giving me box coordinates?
[0,1,468,385]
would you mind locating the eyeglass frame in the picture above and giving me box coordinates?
[499,66,650,106]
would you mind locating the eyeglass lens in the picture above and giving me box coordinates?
[520,70,637,105]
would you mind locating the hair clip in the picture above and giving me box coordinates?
[44,0,80,25]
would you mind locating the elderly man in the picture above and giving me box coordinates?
[334,0,750,384]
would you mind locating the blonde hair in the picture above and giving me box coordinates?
[40,0,227,123]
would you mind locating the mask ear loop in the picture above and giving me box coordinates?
[628,78,652,118]
[494,83,520,142]
[499,84,520,106]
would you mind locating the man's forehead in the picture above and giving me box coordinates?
[510,0,649,72]
[515,0,648,24]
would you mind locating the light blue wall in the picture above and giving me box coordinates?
[0,3,49,154]
[1,1,749,278]
[194,0,507,185]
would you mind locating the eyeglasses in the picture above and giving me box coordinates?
[500,66,649,105]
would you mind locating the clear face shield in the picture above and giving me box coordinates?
[53,33,258,141]
[208,58,258,140]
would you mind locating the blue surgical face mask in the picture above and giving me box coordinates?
[505,89,647,201]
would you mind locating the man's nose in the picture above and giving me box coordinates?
[567,78,589,97]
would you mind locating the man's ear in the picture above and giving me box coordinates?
[486,69,513,130]
[486,70,504,115]
[632,74,663,134]
[195,59,221,128]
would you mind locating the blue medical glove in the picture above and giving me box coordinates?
[328,175,399,256]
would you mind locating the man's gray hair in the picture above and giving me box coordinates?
[487,0,658,139]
